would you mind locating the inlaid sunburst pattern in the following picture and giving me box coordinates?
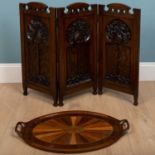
[16,111,129,153]
[33,115,114,145]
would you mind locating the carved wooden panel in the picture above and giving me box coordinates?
[20,2,140,106]
[66,19,92,87]
[105,19,132,85]
[26,19,50,86]
[57,3,98,105]
[19,2,58,105]
[99,3,140,105]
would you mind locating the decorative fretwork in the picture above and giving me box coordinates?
[66,19,91,46]
[26,19,50,86]
[105,74,130,85]
[106,19,131,44]
[67,74,91,86]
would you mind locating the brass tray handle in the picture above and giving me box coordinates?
[15,122,26,138]
[120,119,130,132]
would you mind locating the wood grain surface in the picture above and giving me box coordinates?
[15,111,128,153]
[0,82,155,155]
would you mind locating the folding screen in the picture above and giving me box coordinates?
[19,2,140,106]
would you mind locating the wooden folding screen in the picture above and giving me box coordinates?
[98,4,141,105]
[19,2,140,106]
[19,2,58,105]
[57,3,98,105]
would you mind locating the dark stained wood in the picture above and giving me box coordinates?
[20,2,141,106]
[67,2,89,10]
[19,2,58,105]
[15,111,129,153]
[26,2,48,11]
[98,3,141,105]
[57,3,98,106]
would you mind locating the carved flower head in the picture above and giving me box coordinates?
[27,20,48,43]
[106,19,131,44]
[66,19,91,46]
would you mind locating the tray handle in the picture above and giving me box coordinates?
[15,122,26,138]
[120,119,130,132]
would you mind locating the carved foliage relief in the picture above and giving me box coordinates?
[106,19,131,44]
[66,19,91,46]
[66,19,92,86]
[105,19,132,84]
[26,19,50,86]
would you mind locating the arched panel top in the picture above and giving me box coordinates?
[27,2,48,10]
[101,3,141,16]
[67,3,89,10]
[106,3,131,15]
[57,2,97,15]
[107,3,131,11]
[20,2,49,13]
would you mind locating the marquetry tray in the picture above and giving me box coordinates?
[15,111,129,153]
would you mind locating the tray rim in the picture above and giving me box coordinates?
[15,110,129,153]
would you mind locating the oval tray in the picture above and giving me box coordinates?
[15,111,129,153]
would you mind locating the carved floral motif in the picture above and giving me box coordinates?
[106,19,131,44]
[27,19,48,43]
[105,74,130,84]
[105,19,132,84]
[26,19,50,86]
[66,19,91,46]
